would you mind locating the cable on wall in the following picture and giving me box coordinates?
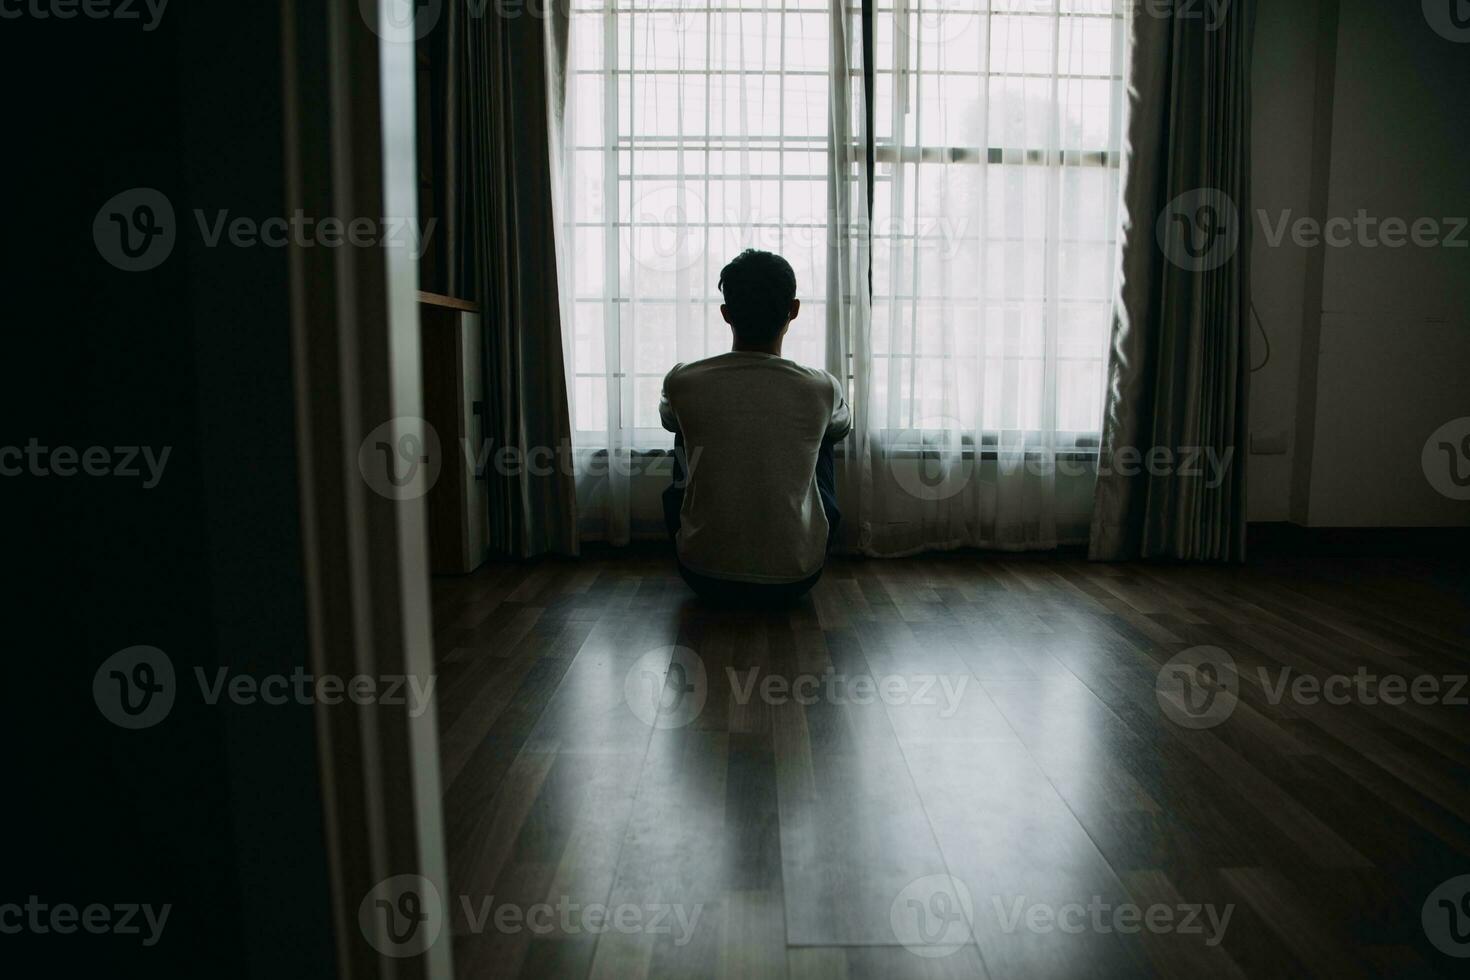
[1250,302,1272,372]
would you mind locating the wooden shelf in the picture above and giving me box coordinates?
[417,291,478,314]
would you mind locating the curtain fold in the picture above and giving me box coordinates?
[1088,0,1254,561]
[463,3,580,557]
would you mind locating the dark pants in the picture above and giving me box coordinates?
[663,434,840,604]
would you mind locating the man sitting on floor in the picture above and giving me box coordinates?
[659,249,851,602]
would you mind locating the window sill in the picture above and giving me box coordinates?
[582,445,1103,462]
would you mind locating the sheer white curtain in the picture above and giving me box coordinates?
[549,0,1127,550]
[854,0,1128,554]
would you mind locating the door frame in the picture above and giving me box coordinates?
[283,2,452,977]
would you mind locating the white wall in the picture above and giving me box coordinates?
[1250,0,1470,527]
[1247,0,1324,522]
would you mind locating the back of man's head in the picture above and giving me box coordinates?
[718,249,797,345]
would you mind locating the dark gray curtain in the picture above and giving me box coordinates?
[1089,0,1255,562]
[462,4,579,557]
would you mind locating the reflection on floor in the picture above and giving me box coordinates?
[431,551,1470,979]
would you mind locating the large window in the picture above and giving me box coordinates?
[559,0,1125,450]
[563,0,844,446]
[870,2,1124,442]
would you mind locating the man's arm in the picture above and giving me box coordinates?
[659,364,682,433]
[824,373,851,444]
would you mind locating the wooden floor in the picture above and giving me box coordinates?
[429,552,1470,979]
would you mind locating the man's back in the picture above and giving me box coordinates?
[660,352,850,583]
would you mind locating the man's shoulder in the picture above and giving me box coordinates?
[776,359,834,379]
[665,353,737,378]
[663,358,715,388]
[668,354,839,391]
[780,362,843,396]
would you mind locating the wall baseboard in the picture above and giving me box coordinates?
[1248,522,1470,558]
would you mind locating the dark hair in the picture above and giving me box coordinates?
[718,249,797,344]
